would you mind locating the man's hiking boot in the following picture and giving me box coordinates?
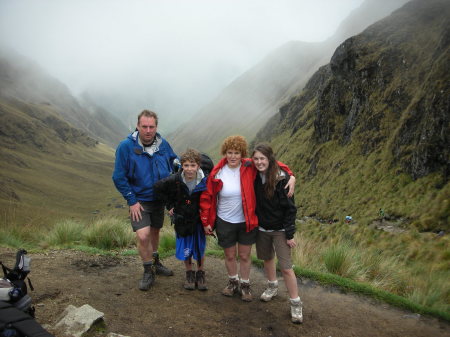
[260,282,278,302]
[196,270,208,291]
[139,267,155,291]
[290,299,303,324]
[153,253,174,276]
[221,278,239,297]
[240,282,253,302]
[184,270,196,290]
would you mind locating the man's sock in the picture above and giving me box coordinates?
[143,261,153,272]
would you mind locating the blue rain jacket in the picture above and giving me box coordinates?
[112,131,178,206]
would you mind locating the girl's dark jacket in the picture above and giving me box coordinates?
[254,169,297,240]
[154,170,207,235]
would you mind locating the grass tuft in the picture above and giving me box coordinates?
[323,244,352,277]
[83,216,134,250]
[46,219,84,247]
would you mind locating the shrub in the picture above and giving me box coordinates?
[47,219,84,247]
[322,244,352,277]
[84,216,134,250]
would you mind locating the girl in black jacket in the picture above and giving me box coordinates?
[252,143,303,324]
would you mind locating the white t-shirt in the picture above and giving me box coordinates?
[217,164,245,223]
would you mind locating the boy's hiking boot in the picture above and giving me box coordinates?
[153,253,174,276]
[184,270,196,290]
[139,266,155,291]
[221,278,239,297]
[196,270,208,291]
[290,299,303,324]
[240,282,253,302]
[260,282,278,302]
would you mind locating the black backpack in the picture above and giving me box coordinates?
[0,250,54,337]
[0,249,33,315]
[200,153,214,176]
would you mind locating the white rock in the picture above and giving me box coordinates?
[55,304,104,337]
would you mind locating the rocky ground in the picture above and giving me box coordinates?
[1,247,449,337]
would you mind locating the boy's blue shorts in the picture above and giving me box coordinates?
[175,222,206,261]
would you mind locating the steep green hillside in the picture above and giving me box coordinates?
[169,0,409,159]
[254,0,449,231]
[0,98,121,226]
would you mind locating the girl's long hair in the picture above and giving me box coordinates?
[252,143,279,199]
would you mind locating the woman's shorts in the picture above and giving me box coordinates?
[215,217,257,248]
[256,230,293,270]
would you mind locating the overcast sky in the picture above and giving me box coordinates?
[0,0,365,129]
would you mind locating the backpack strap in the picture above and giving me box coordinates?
[0,261,11,278]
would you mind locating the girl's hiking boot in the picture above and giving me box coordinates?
[139,267,155,291]
[196,270,208,291]
[153,253,174,276]
[260,282,278,302]
[184,270,196,290]
[290,299,303,324]
[240,282,253,302]
[221,278,239,297]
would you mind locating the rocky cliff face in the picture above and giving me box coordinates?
[254,0,449,229]
[321,0,449,179]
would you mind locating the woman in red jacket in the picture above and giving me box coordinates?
[200,135,295,301]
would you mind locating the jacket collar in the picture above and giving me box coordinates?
[129,131,162,156]
[212,157,252,179]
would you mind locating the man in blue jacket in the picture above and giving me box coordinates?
[113,110,178,291]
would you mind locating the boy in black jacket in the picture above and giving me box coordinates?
[154,149,208,290]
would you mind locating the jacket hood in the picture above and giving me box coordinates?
[181,168,206,186]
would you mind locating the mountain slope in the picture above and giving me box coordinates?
[0,49,128,147]
[254,0,450,230]
[169,0,409,158]
[0,96,120,225]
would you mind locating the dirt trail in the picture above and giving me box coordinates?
[1,248,449,337]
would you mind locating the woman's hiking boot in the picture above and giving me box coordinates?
[196,270,208,291]
[139,265,155,291]
[184,270,196,290]
[260,282,278,302]
[221,278,239,297]
[240,282,253,302]
[290,299,303,324]
[153,253,174,276]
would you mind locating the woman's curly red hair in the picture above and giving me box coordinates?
[220,135,248,158]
